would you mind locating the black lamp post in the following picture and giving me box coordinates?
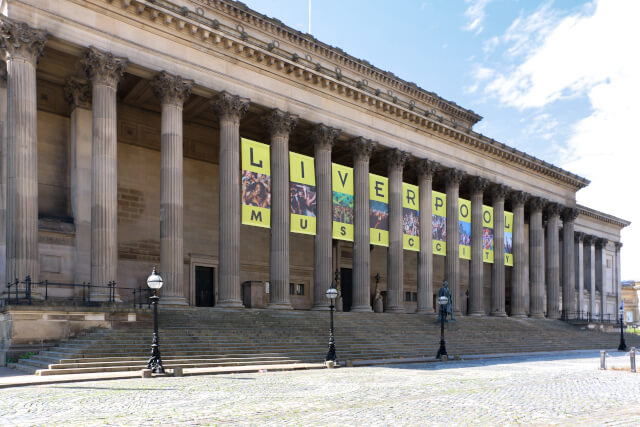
[618,308,628,352]
[436,295,449,359]
[325,283,339,364]
[146,267,165,374]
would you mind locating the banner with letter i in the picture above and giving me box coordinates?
[432,191,446,256]
[402,182,419,251]
[482,205,494,263]
[241,138,271,228]
[458,198,471,260]
[369,173,389,246]
[289,152,316,235]
[332,163,354,241]
[504,211,514,266]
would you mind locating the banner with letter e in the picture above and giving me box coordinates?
[332,163,354,241]
[241,138,270,228]
[402,182,419,251]
[289,152,316,235]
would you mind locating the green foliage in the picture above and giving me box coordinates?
[19,351,36,360]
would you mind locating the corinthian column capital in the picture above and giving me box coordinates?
[562,207,580,223]
[444,167,465,186]
[528,196,547,213]
[81,46,127,88]
[310,123,340,151]
[415,158,439,180]
[211,91,249,122]
[510,190,530,208]
[545,202,563,218]
[574,231,585,243]
[470,176,490,195]
[350,136,376,161]
[386,148,410,172]
[491,184,510,202]
[0,18,46,64]
[263,108,298,137]
[64,77,91,110]
[151,71,193,107]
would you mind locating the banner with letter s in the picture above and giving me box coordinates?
[241,138,271,228]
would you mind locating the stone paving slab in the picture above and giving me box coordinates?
[1,350,640,425]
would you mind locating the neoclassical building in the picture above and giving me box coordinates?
[0,0,628,320]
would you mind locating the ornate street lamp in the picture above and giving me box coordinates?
[325,282,339,364]
[618,305,628,352]
[146,267,165,374]
[436,295,449,359]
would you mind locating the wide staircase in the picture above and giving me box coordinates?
[12,308,640,375]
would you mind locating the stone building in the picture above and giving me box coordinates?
[0,0,629,320]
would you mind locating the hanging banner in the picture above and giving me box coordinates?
[369,173,389,247]
[332,163,354,241]
[504,211,514,266]
[241,138,271,228]
[458,198,471,260]
[402,182,419,251]
[289,152,316,235]
[482,205,494,263]
[432,190,446,256]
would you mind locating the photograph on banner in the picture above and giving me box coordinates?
[458,198,471,260]
[402,182,419,251]
[241,138,271,228]
[482,205,494,263]
[289,151,316,235]
[504,211,514,266]
[331,163,354,241]
[369,173,389,246]
[432,190,446,256]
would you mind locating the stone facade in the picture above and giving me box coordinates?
[0,1,629,321]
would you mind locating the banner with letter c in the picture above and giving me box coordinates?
[402,182,419,251]
[241,138,271,228]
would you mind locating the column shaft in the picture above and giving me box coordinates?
[469,177,489,316]
[575,233,584,315]
[491,185,509,316]
[445,168,464,315]
[385,149,408,313]
[615,243,622,313]
[561,208,578,318]
[545,204,561,319]
[0,70,6,291]
[417,160,438,313]
[529,199,545,317]
[595,239,607,319]
[510,192,528,317]
[587,238,596,315]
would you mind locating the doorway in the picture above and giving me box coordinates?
[195,266,215,307]
[340,268,353,312]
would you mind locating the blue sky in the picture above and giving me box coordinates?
[240,0,639,279]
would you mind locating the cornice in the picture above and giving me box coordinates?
[577,204,631,229]
[97,0,590,191]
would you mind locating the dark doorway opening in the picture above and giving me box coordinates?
[340,268,353,312]
[195,266,215,307]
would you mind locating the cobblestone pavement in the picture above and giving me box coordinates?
[1,351,640,426]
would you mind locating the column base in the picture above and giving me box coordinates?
[547,313,561,319]
[469,311,485,317]
[350,305,373,313]
[384,306,405,313]
[267,302,293,310]
[491,311,507,317]
[311,304,330,311]
[216,299,245,308]
[510,313,527,318]
[530,312,545,318]
[416,308,435,314]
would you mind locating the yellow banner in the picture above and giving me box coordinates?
[482,205,494,263]
[432,190,446,256]
[289,152,316,235]
[504,211,514,266]
[332,163,354,241]
[459,198,471,260]
[369,173,389,247]
[241,138,271,228]
[402,182,419,251]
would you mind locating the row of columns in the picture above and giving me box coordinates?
[0,17,623,316]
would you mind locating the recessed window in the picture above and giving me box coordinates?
[289,283,295,295]
[296,283,304,295]
[405,292,411,302]
[412,292,417,302]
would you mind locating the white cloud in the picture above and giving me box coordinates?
[476,0,640,279]
[464,0,492,34]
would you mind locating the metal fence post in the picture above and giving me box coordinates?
[26,276,32,305]
[600,350,606,370]
[631,347,636,373]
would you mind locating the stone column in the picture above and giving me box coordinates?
[1,20,46,284]
[491,184,510,317]
[545,203,562,319]
[595,238,608,319]
[574,232,585,315]
[615,242,622,313]
[416,159,439,313]
[469,177,489,316]
[385,149,409,313]
[561,207,578,318]
[444,168,464,315]
[310,124,340,310]
[151,72,192,305]
[510,191,529,317]
[211,91,249,307]
[82,47,127,299]
[0,61,7,292]
[263,109,298,309]
[585,235,596,315]
[64,78,92,286]
[351,137,376,312]
[528,197,546,318]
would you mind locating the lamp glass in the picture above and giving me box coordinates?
[147,268,164,290]
[438,296,448,305]
[326,287,338,300]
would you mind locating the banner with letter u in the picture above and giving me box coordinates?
[402,183,419,251]
[331,163,354,241]
[432,191,446,256]
[504,211,514,266]
[289,152,316,235]
[241,138,271,228]
[458,198,471,260]
[482,205,494,263]
[369,173,389,246]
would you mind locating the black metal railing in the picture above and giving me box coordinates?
[5,276,151,309]
[560,309,618,324]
